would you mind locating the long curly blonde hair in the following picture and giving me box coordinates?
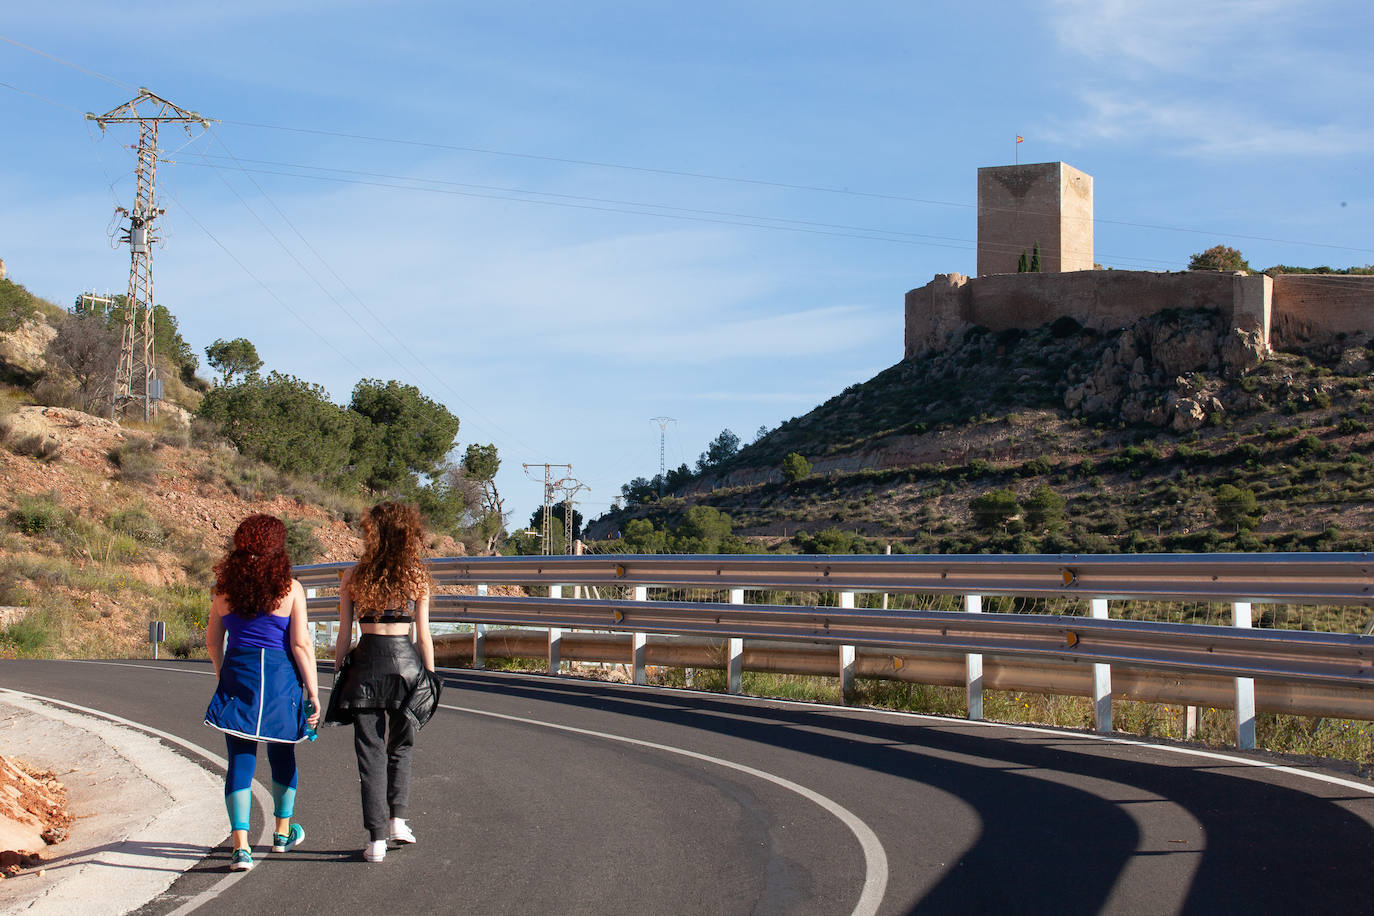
[347,502,432,611]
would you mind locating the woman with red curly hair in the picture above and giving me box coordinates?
[204,514,320,872]
[326,501,439,863]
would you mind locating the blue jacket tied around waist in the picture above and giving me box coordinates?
[205,645,309,743]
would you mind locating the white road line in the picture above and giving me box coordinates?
[0,683,276,916]
[75,659,1374,796]
[442,699,890,916]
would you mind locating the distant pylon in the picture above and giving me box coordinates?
[88,90,213,421]
[650,417,675,497]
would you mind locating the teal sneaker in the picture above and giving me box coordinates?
[272,823,305,853]
[230,848,254,871]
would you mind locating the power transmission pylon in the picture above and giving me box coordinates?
[87,89,213,422]
[650,417,675,497]
[523,463,572,555]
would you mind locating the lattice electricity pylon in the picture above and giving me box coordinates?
[87,89,213,421]
[650,417,675,496]
[523,463,572,555]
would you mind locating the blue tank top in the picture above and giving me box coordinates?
[222,611,291,651]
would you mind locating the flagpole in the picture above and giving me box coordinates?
[1015,134,1019,165]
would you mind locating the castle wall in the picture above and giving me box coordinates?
[1271,275,1374,348]
[905,269,1374,360]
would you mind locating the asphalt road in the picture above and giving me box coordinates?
[5,659,1374,915]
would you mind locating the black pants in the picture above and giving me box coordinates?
[352,708,415,841]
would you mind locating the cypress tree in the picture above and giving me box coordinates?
[1017,252,1028,273]
[1030,243,1041,272]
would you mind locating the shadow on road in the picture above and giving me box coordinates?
[448,669,1374,914]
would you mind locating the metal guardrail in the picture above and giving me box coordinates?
[298,552,1374,605]
[298,553,1374,748]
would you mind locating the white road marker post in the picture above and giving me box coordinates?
[1091,598,1112,733]
[728,588,745,695]
[1234,601,1256,749]
[840,591,856,704]
[965,595,983,721]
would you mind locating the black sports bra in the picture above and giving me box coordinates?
[357,600,414,624]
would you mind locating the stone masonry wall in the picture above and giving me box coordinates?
[1271,275,1374,349]
[905,269,1275,359]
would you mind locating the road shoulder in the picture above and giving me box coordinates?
[0,693,224,915]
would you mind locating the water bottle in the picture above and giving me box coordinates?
[303,699,319,742]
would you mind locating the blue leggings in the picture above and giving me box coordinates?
[224,734,298,832]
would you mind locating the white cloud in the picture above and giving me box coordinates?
[1056,90,1374,158]
[1047,0,1298,73]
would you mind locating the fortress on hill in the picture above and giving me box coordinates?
[904,162,1374,359]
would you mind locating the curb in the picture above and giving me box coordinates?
[0,692,229,915]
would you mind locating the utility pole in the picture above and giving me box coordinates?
[650,417,675,497]
[87,89,213,422]
[523,463,572,555]
[77,291,115,316]
[557,479,590,548]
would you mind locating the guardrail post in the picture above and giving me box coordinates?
[473,584,488,669]
[548,585,563,675]
[1091,598,1112,733]
[839,592,856,703]
[965,594,983,720]
[728,589,745,695]
[632,586,648,686]
[1234,601,1256,749]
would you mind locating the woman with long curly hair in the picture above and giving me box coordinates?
[326,501,439,863]
[204,514,320,872]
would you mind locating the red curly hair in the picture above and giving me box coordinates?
[214,514,293,618]
[348,502,431,612]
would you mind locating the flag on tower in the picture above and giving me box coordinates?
[1016,135,1023,143]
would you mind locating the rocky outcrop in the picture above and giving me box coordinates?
[1061,311,1270,430]
[0,318,56,379]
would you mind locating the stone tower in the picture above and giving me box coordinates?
[977,162,1093,276]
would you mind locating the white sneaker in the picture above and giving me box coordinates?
[388,818,416,844]
[363,839,387,862]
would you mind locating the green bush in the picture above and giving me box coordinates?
[970,489,1019,532]
[283,517,324,566]
[781,452,812,483]
[8,493,66,536]
[0,279,38,333]
[106,505,166,545]
[0,609,53,655]
[109,438,160,483]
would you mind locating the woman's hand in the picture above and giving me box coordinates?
[306,693,321,728]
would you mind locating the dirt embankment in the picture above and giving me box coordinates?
[0,755,68,878]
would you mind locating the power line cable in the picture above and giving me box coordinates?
[225,118,1374,258]
[2,28,1367,260]
[0,79,85,114]
[0,35,135,90]
[165,190,367,374]
[177,158,1186,268]
[200,129,543,454]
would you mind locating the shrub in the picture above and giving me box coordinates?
[1296,434,1325,457]
[8,493,66,536]
[1023,484,1066,531]
[0,420,61,461]
[1216,484,1263,531]
[970,489,1019,532]
[781,452,812,484]
[283,517,324,566]
[0,279,38,333]
[106,505,166,545]
[109,438,160,483]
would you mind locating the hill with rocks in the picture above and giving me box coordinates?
[591,305,1374,554]
[0,274,470,660]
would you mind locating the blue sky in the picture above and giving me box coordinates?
[3,1,1372,526]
